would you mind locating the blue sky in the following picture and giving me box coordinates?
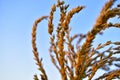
[0,0,120,80]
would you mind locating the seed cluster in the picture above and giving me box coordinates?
[32,0,120,80]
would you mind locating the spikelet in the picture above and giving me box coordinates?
[48,4,56,35]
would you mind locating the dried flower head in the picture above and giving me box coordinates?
[32,0,120,80]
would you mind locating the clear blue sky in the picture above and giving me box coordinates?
[0,0,120,80]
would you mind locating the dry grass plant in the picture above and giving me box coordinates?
[32,0,120,80]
